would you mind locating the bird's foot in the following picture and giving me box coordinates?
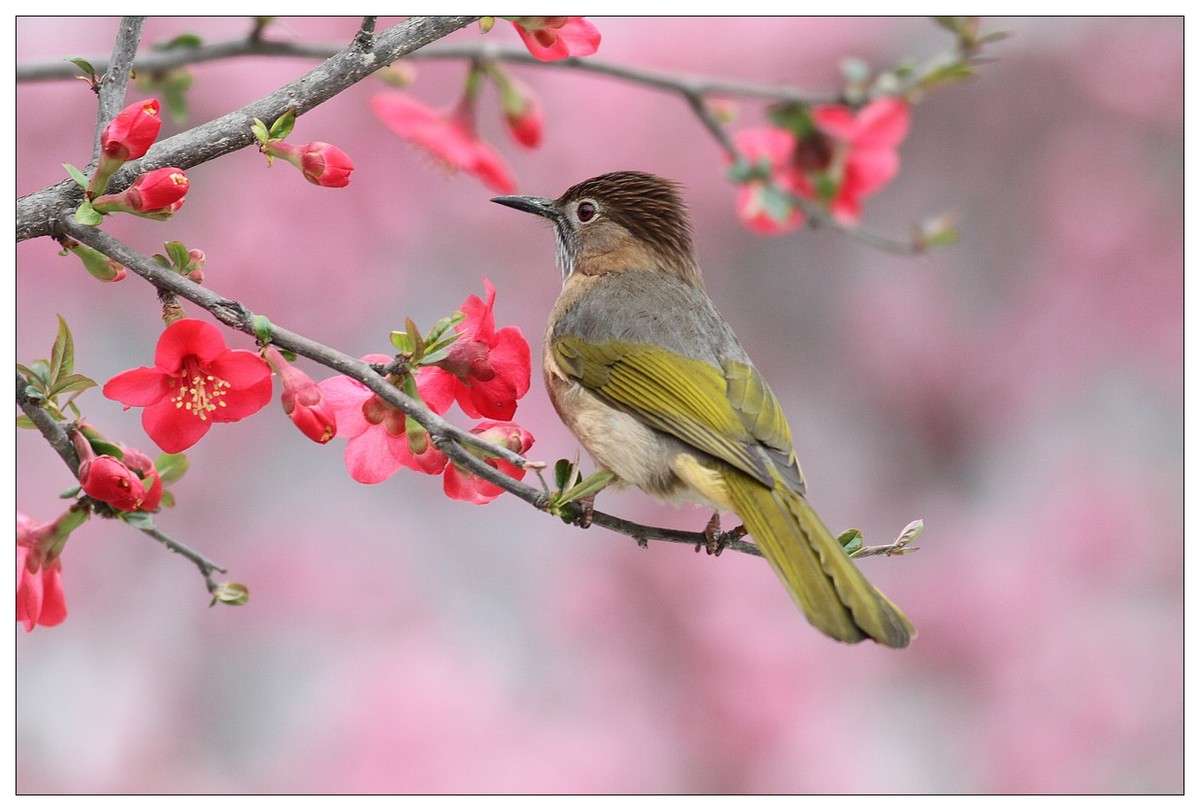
[696,514,747,556]
[573,493,595,529]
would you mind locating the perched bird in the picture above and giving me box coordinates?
[492,171,914,647]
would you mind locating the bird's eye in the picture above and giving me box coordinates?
[576,201,597,222]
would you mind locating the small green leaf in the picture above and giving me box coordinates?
[269,110,296,140]
[165,241,190,269]
[155,33,203,50]
[553,458,574,491]
[47,373,98,398]
[559,470,616,505]
[49,315,74,382]
[73,200,103,226]
[16,415,35,430]
[58,484,82,499]
[250,117,270,145]
[120,511,156,529]
[251,315,273,344]
[837,528,864,555]
[66,56,97,77]
[87,437,124,458]
[63,162,90,189]
[390,330,415,355]
[159,490,176,509]
[155,452,190,486]
[405,317,426,359]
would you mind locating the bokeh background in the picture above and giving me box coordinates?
[15,17,1182,793]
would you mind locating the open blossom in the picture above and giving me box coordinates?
[510,17,601,61]
[811,97,910,223]
[370,92,516,194]
[100,98,162,162]
[731,128,811,235]
[422,278,531,420]
[442,420,534,504]
[318,355,453,484]
[103,319,272,453]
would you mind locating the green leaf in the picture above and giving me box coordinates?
[66,56,97,77]
[559,470,615,505]
[405,317,426,359]
[837,528,864,555]
[159,490,176,509]
[165,240,190,269]
[18,360,50,388]
[120,511,156,529]
[73,200,103,226]
[760,183,797,224]
[250,117,270,145]
[390,329,415,355]
[16,415,35,430]
[251,315,273,344]
[63,162,90,189]
[269,110,296,140]
[87,437,124,458]
[47,373,98,398]
[155,452,190,486]
[49,315,74,383]
[155,33,203,50]
[553,458,574,491]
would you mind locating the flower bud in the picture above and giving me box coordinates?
[92,167,189,218]
[79,455,148,511]
[264,347,337,443]
[100,98,162,162]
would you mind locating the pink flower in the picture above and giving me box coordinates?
[731,128,811,235]
[811,97,910,223]
[442,420,534,504]
[92,167,189,218]
[17,512,78,632]
[103,319,273,453]
[510,17,601,61]
[264,347,337,444]
[267,140,355,187]
[370,92,516,194]
[422,279,532,420]
[100,98,162,162]
[78,454,148,511]
[318,356,453,484]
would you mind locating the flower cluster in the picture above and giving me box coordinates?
[370,17,600,192]
[74,98,191,224]
[731,97,911,234]
[318,280,534,504]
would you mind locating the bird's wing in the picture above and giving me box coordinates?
[553,334,805,492]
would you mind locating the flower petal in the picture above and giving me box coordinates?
[154,319,230,370]
[141,397,212,453]
[103,366,172,407]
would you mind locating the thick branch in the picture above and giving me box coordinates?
[17,16,478,242]
[54,219,769,558]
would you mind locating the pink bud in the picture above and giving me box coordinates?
[100,99,162,161]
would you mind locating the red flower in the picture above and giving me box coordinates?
[267,140,355,187]
[370,92,516,194]
[103,319,273,453]
[442,420,534,504]
[731,128,812,235]
[422,278,531,420]
[318,356,454,484]
[811,97,910,223]
[510,17,601,61]
[100,98,162,162]
[17,513,73,632]
[92,167,189,218]
[264,347,337,443]
[79,455,148,511]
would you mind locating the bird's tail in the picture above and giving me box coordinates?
[726,471,915,647]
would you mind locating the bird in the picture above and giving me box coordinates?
[492,171,915,647]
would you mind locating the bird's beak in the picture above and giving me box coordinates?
[491,194,558,221]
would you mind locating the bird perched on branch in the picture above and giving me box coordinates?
[493,171,914,647]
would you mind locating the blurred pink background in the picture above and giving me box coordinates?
[15,17,1182,793]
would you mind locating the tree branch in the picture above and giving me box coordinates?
[51,218,771,559]
[17,16,479,242]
